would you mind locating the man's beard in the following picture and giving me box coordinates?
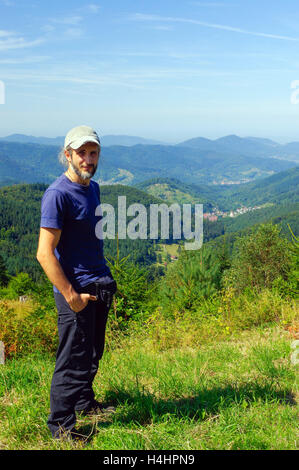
[69,159,97,180]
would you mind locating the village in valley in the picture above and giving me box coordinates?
[203,203,272,222]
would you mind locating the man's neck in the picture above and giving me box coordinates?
[65,168,90,186]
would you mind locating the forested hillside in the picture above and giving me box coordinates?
[135,166,299,211]
[212,166,299,208]
[0,184,46,278]
[0,174,298,282]
[134,177,215,209]
[0,140,297,188]
[0,183,181,280]
[0,142,61,185]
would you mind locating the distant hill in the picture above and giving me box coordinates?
[134,177,215,210]
[178,134,299,163]
[0,134,65,146]
[222,202,299,237]
[0,141,62,186]
[211,166,299,209]
[100,135,168,146]
[176,137,223,152]
[100,144,296,186]
[134,167,299,212]
[0,133,168,147]
[2,133,299,162]
[0,138,297,188]
[245,136,279,147]
[0,152,39,186]
[215,134,280,156]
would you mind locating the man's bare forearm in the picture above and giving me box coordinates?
[37,252,75,301]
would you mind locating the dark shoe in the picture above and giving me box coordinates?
[79,400,116,417]
[53,427,87,442]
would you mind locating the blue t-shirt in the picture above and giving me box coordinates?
[40,173,111,293]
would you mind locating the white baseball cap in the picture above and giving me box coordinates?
[64,125,101,150]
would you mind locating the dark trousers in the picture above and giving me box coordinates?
[47,280,115,437]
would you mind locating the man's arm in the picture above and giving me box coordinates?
[36,227,97,312]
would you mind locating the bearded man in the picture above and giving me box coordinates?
[36,125,117,440]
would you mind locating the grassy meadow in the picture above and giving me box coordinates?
[0,291,298,451]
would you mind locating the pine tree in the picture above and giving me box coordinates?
[159,245,221,314]
[285,223,299,297]
[0,255,9,287]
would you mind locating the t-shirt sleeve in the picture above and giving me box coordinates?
[40,189,66,229]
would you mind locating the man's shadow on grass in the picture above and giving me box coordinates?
[101,382,297,425]
[76,382,296,439]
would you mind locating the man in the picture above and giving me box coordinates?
[36,125,117,439]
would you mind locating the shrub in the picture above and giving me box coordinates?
[0,299,57,359]
[0,272,36,300]
[219,286,298,331]
[157,244,222,316]
[144,287,299,351]
[222,223,293,294]
[106,247,153,330]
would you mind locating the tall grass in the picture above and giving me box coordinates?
[0,323,297,450]
[139,287,299,351]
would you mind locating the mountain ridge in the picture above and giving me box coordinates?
[2,132,299,162]
[0,139,297,187]
[0,133,169,147]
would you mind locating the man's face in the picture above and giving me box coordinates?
[66,142,100,180]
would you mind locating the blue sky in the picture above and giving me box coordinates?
[1,0,299,143]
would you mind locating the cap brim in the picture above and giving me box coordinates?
[69,136,100,150]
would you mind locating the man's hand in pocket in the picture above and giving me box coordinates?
[66,291,97,313]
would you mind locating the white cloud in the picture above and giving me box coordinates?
[50,16,83,26]
[42,16,83,39]
[41,25,56,33]
[0,30,44,52]
[64,28,83,38]
[41,7,100,41]
[130,13,299,42]
[86,4,100,13]
[0,30,16,37]
[0,56,50,64]
[0,66,236,88]
[0,34,44,51]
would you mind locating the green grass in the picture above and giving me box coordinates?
[0,324,298,450]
